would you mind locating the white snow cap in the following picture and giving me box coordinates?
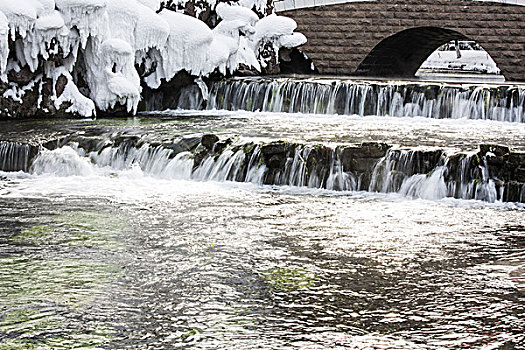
[135,0,162,11]
[0,0,38,39]
[0,0,307,117]
[278,32,307,48]
[255,14,298,40]
[216,3,259,24]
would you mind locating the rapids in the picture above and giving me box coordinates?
[0,77,524,349]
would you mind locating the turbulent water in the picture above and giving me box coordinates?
[1,78,525,349]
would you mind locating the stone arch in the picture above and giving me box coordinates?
[354,27,472,78]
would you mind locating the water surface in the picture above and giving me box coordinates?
[0,107,524,349]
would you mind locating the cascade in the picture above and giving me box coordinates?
[206,78,525,123]
[368,149,501,202]
[0,141,38,172]
[3,134,523,203]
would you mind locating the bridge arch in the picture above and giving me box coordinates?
[279,0,525,81]
[355,27,471,77]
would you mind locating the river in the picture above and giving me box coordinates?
[0,78,524,349]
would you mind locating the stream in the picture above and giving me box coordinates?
[0,77,524,349]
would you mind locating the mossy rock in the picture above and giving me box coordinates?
[261,267,317,292]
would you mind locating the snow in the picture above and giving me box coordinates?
[52,66,96,116]
[0,0,38,39]
[0,0,307,117]
[35,11,65,31]
[2,75,42,103]
[420,49,500,74]
[216,3,259,24]
[3,84,24,103]
[144,10,213,88]
[55,0,108,48]
[278,32,307,48]
[255,14,298,41]
[134,5,169,51]
[86,38,141,114]
[135,0,162,11]
[0,10,7,80]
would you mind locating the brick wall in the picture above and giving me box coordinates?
[281,0,525,81]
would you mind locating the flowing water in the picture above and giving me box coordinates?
[1,78,525,349]
[206,77,525,123]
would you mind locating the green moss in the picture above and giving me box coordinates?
[0,256,119,348]
[16,224,52,240]
[0,256,121,307]
[14,211,127,250]
[0,308,58,333]
[2,208,127,349]
[0,326,114,349]
[180,328,203,340]
[261,267,317,292]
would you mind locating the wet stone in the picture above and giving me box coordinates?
[360,142,391,158]
[201,134,220,150]
[480,144,511,156]
[213,138,233,153]
[261,141,291,157]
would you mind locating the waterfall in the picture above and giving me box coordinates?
[1,135,522,203]
[31,146,95,176]
[193,149,246,182]
[0,141,38,172]
[369,149,501,202]
[207,78,525,123]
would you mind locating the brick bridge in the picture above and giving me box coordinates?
[276,0,525,81]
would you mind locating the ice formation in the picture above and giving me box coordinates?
[0,11,8,80]
[0,0,306,117]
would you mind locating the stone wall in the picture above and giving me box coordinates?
[280,0,525,81]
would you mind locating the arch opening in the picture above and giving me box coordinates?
[417,40,502,80]
[354,27,502,80]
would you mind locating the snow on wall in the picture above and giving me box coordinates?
[0,0,306,117]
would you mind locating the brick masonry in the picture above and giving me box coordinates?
[280,0,525,81]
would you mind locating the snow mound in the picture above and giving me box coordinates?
[278,32,307,48]
[216,3,259,24]
[255,14,297,41]
[0,0,307,117]
[136,0,162,11]
[52,66,96,117]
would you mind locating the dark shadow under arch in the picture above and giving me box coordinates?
[355,27,469,78]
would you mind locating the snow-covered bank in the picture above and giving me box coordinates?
[0,0,306,118]
[419,47,500,74]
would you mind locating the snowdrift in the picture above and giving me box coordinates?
[0,0,306,118]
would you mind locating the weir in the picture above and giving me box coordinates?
[0,141,39,173]
[1,133,524,203]
[2,76,525,203]
[206,77,525,122]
